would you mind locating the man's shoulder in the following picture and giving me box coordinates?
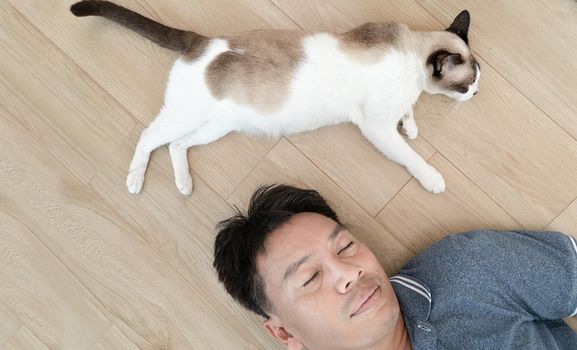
[398,230,576,294]
[404,230,572,267]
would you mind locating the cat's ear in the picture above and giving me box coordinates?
[446,10,470,44]
[428,51,463,77]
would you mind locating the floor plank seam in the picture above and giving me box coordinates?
[285,136,398,227]
[373,149,438,218]
[268,0,305,31]
[544,196,577,230]
[438,152,526,229]
[225,136,283,202]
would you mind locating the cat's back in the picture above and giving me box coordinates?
[166,23,413,128]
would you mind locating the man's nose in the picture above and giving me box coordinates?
[336,263,364,293]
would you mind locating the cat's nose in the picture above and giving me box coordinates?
[473,91,478,96]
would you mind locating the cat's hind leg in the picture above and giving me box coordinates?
[127,111,202,194]
[168,121,232,195]
[401,107,418,140]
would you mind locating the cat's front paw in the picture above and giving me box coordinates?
[416,167,445,194]
[126,169,145,194]
[175,172,193,196]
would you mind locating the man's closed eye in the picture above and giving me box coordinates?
[303,271,320,287]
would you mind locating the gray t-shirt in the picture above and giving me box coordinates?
[391,230,577,349]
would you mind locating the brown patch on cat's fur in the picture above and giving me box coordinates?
[182,37,210,61]
[71,1,208,55]
[205,30,304,113]
[338,23,404,63]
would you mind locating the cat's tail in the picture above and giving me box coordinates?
[70,1,207,54]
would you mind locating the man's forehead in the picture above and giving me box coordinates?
[256,213,341,274]
[265,213,340,251]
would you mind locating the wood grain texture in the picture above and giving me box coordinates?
[92,325,139,350]
[272,0,441,32]
[5,327,49,350]
[547,199,577,238]
[0,302,21,346]
[0,210,110,349]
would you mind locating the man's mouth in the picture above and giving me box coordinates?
[350,286,381,318]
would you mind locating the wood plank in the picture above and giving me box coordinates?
[0,3,135,183]
[8,0,295,198]
[0,209,110,348]
[88,126,279,348]
[418,0,577,140]
[271,0,440,32]
[568,319,577,337]
[5,327,49,350]
[229,138,414,276]
[378,153,520,255]
[289,124,435,216]
[547,199,577,238]
[93,325,139,350]
[416,56,577,228]
[0,109,262,349]
[0,301,21,346]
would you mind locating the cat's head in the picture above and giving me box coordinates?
[424,10,480,102]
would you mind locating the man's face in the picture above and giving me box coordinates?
[257,213,401,350]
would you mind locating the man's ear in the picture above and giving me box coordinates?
[446,10,470,44]
[264,317,304,350]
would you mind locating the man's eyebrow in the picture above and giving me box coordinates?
[328,223,347,241]
[282,254,312,286]
[281,223,347,285]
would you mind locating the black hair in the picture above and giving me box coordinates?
[213,184,340,318]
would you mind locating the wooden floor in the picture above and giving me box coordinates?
[1,0,577,348]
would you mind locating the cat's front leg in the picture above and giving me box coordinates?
[360,122,445,193]
[169,141,194,195]
[401,108,418,140]
[168,122,232,195]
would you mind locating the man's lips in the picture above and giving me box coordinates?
[350,286,380,317]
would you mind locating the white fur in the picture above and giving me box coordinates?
[127,34,475,195]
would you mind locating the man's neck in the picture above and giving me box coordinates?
[378,312,412,350]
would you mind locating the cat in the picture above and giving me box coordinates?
[71,1,480,195]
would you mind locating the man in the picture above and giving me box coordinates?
[214,185,577,349]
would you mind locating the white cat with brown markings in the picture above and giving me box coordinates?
[71,1,480,195]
